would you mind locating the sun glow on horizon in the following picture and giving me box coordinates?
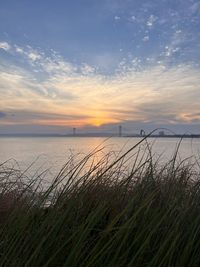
[86,116,119,127]
[30,112,120,128]
[84,110,120,127]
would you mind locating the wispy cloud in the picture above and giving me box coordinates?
[189,2,200,14]
[0,41,11,51]
[0,42,200,129]
[114,15,121,20]
[146,14,157,28]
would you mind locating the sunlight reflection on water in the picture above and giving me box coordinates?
[0,137,199,181]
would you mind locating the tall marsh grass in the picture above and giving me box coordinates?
[0,137,200,266]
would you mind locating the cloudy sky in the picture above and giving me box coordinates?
[0,0,200,134]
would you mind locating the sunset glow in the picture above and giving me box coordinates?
[87,116,119,127]
[0,0,199,134]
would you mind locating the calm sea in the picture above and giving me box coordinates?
[0,137,200,178]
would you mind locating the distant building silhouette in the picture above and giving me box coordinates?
[119,125,122,137]
[73,128,76,136]
[140,129,145,136]
[159,131,165,136]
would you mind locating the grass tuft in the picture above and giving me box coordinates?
[0,138,200,266]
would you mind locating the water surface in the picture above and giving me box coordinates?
[0,137,199,178]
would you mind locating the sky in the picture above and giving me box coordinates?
[0,0,200,135]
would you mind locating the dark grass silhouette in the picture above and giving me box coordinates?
[0,136,200,267]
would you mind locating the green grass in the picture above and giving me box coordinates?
[0,137,200,266]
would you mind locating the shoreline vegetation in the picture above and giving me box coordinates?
[0,136,200,266]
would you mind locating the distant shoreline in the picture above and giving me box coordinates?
[0,134,200,138]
